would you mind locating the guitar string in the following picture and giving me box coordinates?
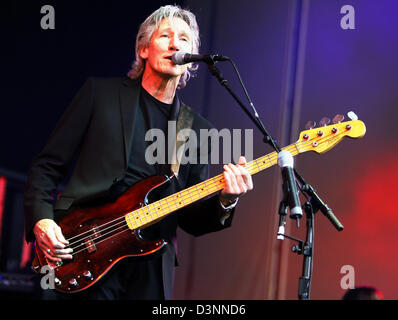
[67,132,347,256]
[71,223,132,256]
[68,173,234,254]
[64,157,257,247]
[69,181,224,255]
[65,177,223,249]
[70,182,224,255]
[71,173,235,256]
[64,138,309,253]
[65,140,302,253]
[64,173,228,245]
[66,156,263,253]
[66,213,130,242]
[69,146,286,255]
[62,129,347,255]
[64,147,280,251]
[67,144,296,254]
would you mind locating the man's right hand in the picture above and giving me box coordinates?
[33,219,73,262]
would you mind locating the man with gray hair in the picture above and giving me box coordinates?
[24,5,253,300]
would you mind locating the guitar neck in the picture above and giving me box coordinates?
[125,143,299,230]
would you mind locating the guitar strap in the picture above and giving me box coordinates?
[168,101,194,179]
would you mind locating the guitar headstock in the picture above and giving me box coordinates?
[296,118,366,154]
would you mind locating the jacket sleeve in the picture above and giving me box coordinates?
[23,78,95,242]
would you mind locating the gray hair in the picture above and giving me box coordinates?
[127,5,200,89]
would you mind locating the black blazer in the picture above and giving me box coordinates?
[24,77,235,243]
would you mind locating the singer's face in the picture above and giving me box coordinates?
[140,18,193,80]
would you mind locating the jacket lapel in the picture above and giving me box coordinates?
[119,77,141,170]
[118,78,195,177]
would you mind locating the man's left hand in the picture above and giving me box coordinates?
[219,156,254,206]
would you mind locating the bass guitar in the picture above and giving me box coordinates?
[32,119,366,293]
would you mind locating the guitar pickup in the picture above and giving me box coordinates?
[84,226,101,253]
[84,239,97,253]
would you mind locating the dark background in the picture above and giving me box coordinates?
[1,0,397,300]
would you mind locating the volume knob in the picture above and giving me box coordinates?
[54,278,62,287]
[83,270,92,280]
[68,278,78,287]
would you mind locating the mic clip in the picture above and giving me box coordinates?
[206,54,229,63]
[277,196,288,240]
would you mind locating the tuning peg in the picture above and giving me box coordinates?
[332,114,345,124]
[347,111,358,121]
[319,117,331,127]
[305,120,316,130]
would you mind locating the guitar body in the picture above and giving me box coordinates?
[32,175,170,294]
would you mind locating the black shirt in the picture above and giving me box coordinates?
[121,87,177,190]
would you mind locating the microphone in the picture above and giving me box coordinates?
[278,150,303,225]
[172,52,229,65]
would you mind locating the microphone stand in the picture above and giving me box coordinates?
[206,59,344,300]
[206,60,281,152]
